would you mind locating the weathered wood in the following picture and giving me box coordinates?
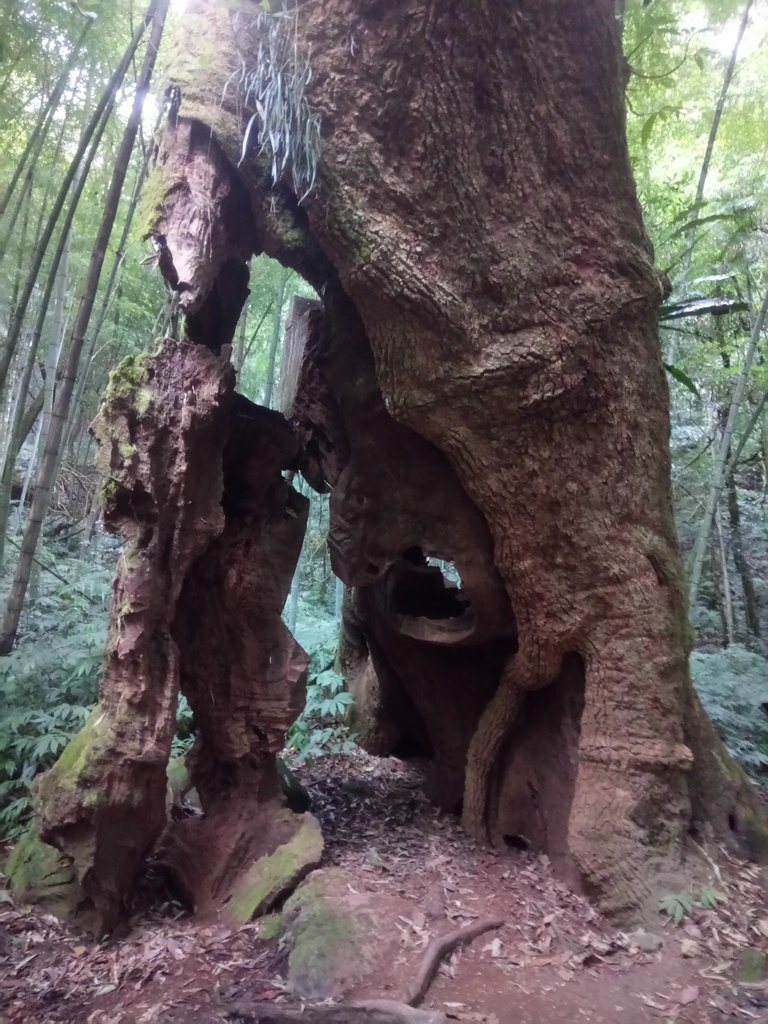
[103,0,767,920]
[277,296,321,415]
[30,340,235,932]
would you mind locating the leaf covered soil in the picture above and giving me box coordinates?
[1,751,767,1024]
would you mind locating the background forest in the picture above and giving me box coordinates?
[0,0,766,839]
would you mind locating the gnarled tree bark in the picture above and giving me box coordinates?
[15,0,766,929]
[148,0,761,917]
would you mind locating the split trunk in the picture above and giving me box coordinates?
[17,0,764,931]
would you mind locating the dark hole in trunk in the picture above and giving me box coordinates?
[388,548,470,620]
[503,834,531,851]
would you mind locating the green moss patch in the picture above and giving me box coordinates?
[135,163,173,240]
[31,707,112,820]
[103,353,152,411]
[736,948,768,984]
[6,831,84,921]
[223,814,323,926]
[259,912,286,940]
[287,903,360,999]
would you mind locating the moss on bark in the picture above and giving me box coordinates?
[6,831,84,922]
[223,814,323,925]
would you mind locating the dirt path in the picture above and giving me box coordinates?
[1,751,766,1023]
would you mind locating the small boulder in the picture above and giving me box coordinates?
[6,831,85,922]
[736,948,768,985]
[282,868,415,1000]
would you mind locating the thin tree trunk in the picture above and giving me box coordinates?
[16,391,45,457]
[17,420,42,531]
[40,235,73,464]
[0,42,33,113]
[0,0,169,653]
[242,300,274,368]
[725,390,768,483]
[0,172,33,475]
[288,480,307,634]
[65,138,158,439]
[4,66,83,290]
[0,389,43,540]
[263,269,288,408]
[726,471,760,640]
[710,540,728,643]
[7,171,34,320]
[0,165,35,270]
[0,23,90,221]
[679,0,753,286]
[668,0,754,363]
[79,498,102,557]
[0,16,148,410]
[0,94,119,569]
[715,506,735,645]
[235,295,249,374]
[688,286,768,610]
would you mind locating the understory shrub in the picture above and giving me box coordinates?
[691,645,768,776]
[0,547,113,836]
[287,598,355,761]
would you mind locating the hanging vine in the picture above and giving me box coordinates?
[227,3,321,202]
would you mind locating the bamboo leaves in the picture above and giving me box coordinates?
[230,6,321,201]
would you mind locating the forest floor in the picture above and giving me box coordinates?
[1,751,767,1024]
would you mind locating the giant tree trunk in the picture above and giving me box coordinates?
[16,0,764,929]
[159,0,761,916]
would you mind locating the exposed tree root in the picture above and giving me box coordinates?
[462,642,563,839]
[353,1002,448,1024]
[230,1006,447,1024]
[402,917,504,1006]
[227,918,504,1024]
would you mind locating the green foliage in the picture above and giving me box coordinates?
[659,889,695,925]
[691,645,768,775]
[664,362,700,397]
[659,886,727,925]
[286,634,356,764]
[287,664,355,763]
[0,537,202,835]
[0,544,112,836]
[171,695,195,758]
[292,594,339,670]
[698,884,727,909]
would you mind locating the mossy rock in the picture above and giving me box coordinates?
[283,865,350,914]
[6,831,85,921]
[259,912,286,941]
[736,948,768,984]
[287,901,361,999]
[282,868,396,1000]
[222,813,323,926]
